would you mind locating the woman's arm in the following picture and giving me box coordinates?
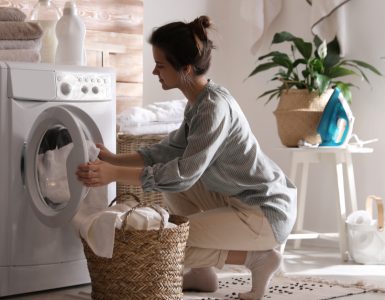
[97,143,145,167]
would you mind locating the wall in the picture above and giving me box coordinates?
[144,0,385,243]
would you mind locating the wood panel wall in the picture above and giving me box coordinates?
[1,0,143,115]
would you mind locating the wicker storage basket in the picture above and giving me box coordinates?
[116,134,166,206]
[82,193,190,300]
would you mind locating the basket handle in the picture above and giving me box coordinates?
[365,195,384,231]
[112,192,167,236]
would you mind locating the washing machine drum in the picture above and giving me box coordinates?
[24,105,103,227]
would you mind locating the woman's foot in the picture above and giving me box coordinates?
[239,249,282,300]
[183,267,218,292]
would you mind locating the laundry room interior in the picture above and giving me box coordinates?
[1,0,385,299]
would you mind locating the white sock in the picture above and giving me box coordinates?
[183,267,218,292]
[239,249,282,300]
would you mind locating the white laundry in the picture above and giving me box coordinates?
[240,0,282,54]
[310,0,351,56]
[118,122,181,136]
[37,141,100,205]
[117,98,187,134]
[346,210,372,226]
[72,196,176,258]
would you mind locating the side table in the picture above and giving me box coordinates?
[281,146,373,261]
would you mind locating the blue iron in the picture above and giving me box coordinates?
[317,87,355,147]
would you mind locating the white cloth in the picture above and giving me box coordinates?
[240,0,282,54]
[117,98,187,135]
[310,0,351,56]
[37,141,100,204]
[118,98,187,127]
[119,122,181,136]
[72,198,175,258]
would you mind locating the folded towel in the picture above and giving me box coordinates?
[0,21,43,40]
[117,99,187,127]
[0,37,41,50]
[119,122,181,136]
[0,48,40,62]
[0,7,26,22]
[73,197,175,258]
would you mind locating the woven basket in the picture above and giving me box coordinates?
[82,193,190,300]
[116,134,166,206]
[273,89,332,147]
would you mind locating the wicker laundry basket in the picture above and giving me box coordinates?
[82,193,190,300]
[116,134,167,206]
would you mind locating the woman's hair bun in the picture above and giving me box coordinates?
[197,15,211,29]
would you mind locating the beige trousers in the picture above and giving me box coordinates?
[163,180,279,269]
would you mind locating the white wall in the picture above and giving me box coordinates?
[143,0,385,240]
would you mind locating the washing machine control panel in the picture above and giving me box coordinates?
[55,71,113,101]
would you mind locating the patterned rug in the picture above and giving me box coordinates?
[183,267,385,300]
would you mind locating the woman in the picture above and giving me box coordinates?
[77,15,297,300]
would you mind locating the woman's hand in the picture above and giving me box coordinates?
[96,143,116,163]
[76,159,117,187]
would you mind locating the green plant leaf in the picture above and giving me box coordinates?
[324,37,341,68]
[335,83,353,104]
[349,60,383,76]
[272,31,296,44]
[258,51,286,61]
[293,38,313,60]
[248,62,278,77]
[272,54,293,69]
[327,66,356,78]
[315,74,330,94]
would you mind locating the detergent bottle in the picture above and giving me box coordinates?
[29,0,61,63]
[55,1,86,66]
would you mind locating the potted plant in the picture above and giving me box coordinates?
[248,31,382,147]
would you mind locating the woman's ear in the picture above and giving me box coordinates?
[183,64,193,75]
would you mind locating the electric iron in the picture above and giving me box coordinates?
[317,87,355,147]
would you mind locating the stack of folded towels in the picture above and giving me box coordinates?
[117,98,188,135]
[0,7,42,62]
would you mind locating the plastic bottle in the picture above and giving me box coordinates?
[55,1,86,66]
[29,0,61,63]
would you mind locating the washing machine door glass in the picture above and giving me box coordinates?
[25,105,102,227]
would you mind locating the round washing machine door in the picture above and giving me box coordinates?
[25,105,103,227]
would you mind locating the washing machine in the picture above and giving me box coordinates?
[0,62,116,297]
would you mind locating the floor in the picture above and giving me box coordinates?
[2,243,385,300]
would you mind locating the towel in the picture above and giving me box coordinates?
[117,98,186,135]
[0,38,41,50]
[240,0,282,54]
[0,7,26,22]
[0,48,40,62]
[0,21,43,40]
[72,197,175,258]
[37,141,100,205]
[309,0,351,56]
[119,122,181,136]
[118,99,187,127]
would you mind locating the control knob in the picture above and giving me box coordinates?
[60,82,71,95]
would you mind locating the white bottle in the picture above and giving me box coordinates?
[29,0,61,63]
[55,1,86,66]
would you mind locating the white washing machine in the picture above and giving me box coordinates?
[0,62,116,297]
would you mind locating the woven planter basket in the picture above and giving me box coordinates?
[116,134,166,206]
[273,89,332,147]
[82,193,190,300]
